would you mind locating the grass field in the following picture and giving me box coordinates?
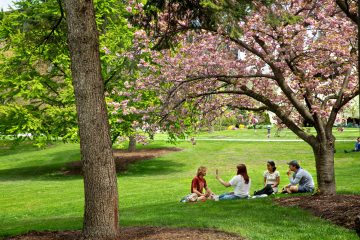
[0,129,359,239]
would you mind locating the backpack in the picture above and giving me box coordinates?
[254,184,273,196]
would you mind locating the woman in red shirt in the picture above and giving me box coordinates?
[191,166,215,201]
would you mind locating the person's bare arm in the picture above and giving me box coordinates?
[274,176,280,187]
[192,188,204,196]
[216,169,231,187]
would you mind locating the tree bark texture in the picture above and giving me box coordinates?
[128,135,136,152]
[63,0,119,239]
[311,137,336,195]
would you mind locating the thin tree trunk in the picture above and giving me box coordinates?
[63,1,119,239]
[312,138,336,195]
[128,135,136,152]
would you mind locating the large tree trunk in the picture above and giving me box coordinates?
[63,1,119,239]
[128,135,136,152]
[312,137,336,195]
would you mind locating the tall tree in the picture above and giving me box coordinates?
[142,0,358,195]
[0,0,76,144]
[63,0,119,239]
[0,0,142,146]
[335,0,359,130]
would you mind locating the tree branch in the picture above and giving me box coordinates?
[227,105,269,112]
[327,68,353,129]
[238,85,316,145]
[336,0,358,24]
[165,73,276,108]
[39,0,65,49]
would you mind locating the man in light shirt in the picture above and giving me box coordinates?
[283,160,314,194]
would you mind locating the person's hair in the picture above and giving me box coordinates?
[237,164,249,184]
[290,162,300,169]
[267,160,276,172]
[197,166,207,176]
[357,137,360,141]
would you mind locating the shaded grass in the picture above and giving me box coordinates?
[0,130,359,239]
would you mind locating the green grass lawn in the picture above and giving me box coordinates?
[154,127,360,141]
[0,129,360,239]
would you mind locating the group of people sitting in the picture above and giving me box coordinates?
[181,160,314,202]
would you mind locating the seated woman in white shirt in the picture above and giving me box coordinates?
[216,164,251,200]
[254,160,280,196]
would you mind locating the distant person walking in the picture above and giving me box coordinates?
[251,116,258,131]
[344,137,360,153]
[282,160,314,194]
[267,125,271,138]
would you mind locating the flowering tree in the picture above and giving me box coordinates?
[142,0,358,194]
[336,0,358,24]
[104,25,163,151]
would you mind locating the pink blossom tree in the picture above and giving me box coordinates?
[336,0,358,24]
[141,0,358,195]
[104,31,161,151]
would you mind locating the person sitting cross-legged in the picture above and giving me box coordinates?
[283,160,314,194]
[344,137,360,153]
[216,164,251,200]
[190,166,215,201]
[254,160,280,197]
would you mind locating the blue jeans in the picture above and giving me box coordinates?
[298,185,314,193]
[219,193,247,200]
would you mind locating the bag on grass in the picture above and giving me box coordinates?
[180,193,198,203]
[254,184,274,196]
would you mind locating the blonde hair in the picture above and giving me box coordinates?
[197,166,207,176]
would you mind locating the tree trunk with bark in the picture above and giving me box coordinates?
[311,136,336,195]
[63,0,119,239]
[128,135,136,152]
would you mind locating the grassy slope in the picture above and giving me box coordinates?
[0,129,359,239]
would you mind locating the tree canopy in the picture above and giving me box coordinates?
[138,0,358,194]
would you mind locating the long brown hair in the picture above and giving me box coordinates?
[237,164,249,184]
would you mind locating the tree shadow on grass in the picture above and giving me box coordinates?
[0,141,47,157]
[119,157,186,177]
[0,149,81,182]
[120,199,358,239]
[0,151,185,181]
[0,216,83,239]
